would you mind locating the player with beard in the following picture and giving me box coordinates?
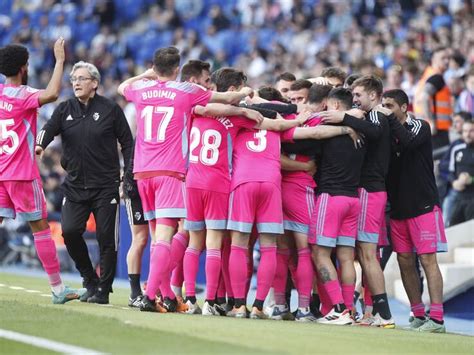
[0,39,86,304]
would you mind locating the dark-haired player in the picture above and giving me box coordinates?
[118,47,253,312]
[0,38,85,303]
[382,89,447,333]
[321,75,394,327]
[275,72,296,101]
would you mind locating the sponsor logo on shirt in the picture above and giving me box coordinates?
[66,115,73,121]
[93,112,100,121]
[110,198,117,204]
[134,212,142,221]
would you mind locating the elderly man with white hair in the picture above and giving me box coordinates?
[36,61,133,304]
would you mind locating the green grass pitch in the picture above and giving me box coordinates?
[0,272,472,354]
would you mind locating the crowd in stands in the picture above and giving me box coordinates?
[0,0,473,224]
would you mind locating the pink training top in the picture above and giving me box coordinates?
[0,84,42,181]
[186,115,256,194]
[124,79,212,175]
[231,127,295,190]
[281,114,322,188]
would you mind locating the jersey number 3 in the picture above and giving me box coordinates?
[189,127,221,166]
[246,130,267,152]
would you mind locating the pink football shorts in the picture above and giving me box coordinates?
[227,182,283,234]
[184,187,228,230]
[137,175,186,221]
[378,216,390,247]
[390,206,447,254]
[357,188,387,244]
[308,193,360,247]
[0,179,47,221]
[282,181,315,235]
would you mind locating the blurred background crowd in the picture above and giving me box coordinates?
[0,0,473,266]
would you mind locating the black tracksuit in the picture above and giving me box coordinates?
[281,123,366,196]
[449,143,474,224]
[386,114,440,220]
[342,110,391,192]
[37,94,133,294]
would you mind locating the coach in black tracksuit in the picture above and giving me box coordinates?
[36,62,132,304]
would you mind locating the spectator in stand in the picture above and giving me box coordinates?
[401,63,419,112]
[448,120,474,226]
[457,68,474,116]
[439,112,472,225]
[413,47,453,149]
[385,65,404,91]
[209,4,231,32]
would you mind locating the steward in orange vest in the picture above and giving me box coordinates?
[413,47,452,148]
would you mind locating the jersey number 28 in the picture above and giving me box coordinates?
[189,127,222,166]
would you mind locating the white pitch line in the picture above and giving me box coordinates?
[9,286,25,290]
[25,290,41,293]
[40,294,51,297]
[0,329,105,355]
[0,283,5,287]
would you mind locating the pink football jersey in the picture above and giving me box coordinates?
[0,84,42,181]
[281,114,322,188]
[186,115,255,194]
[230,127,294,190]
[124,79,212,175]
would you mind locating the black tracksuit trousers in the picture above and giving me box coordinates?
[61,185,120,294]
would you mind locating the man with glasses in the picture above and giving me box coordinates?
[36,61,133,304]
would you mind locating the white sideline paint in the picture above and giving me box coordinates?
[0,329,105,355]
[9,286,24,290]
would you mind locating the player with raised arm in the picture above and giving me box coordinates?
[0,38,85,303]
[227,87,359,319]
[117,47,253,312]
[182,67,266,315]
[270,84,332,322]
[169,60,213,305]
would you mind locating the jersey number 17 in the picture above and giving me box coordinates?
[142,106,174,142]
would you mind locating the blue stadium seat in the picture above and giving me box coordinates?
[258,28,275,51]
[76,20,99,45]
[0,0,13,15]
[114,0,144,24]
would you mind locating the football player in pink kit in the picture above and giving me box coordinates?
[295,88,367,326]
[169,60,213,304]
[227,96,359,319]
[117,47,253,312]
[0,38,85,303]
[273,84,334,322]
[183,68,267,315]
